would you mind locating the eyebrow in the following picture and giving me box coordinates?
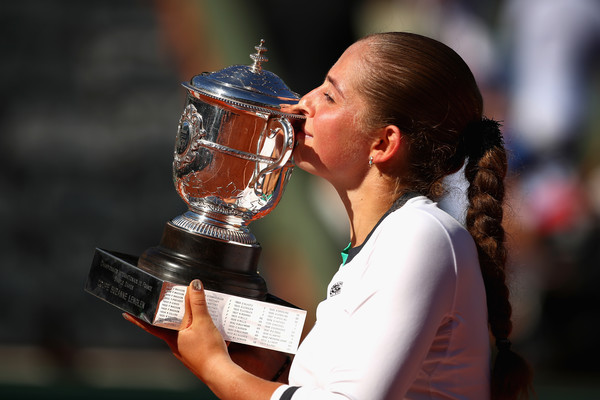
[325,74,345,99]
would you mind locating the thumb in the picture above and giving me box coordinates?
[186,279,212,326]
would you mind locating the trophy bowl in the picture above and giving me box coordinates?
[171,49,304,245]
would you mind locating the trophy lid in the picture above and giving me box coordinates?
[182,40,301,115]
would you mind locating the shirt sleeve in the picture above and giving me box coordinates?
[270,385,356,400]
[270,385,300,400]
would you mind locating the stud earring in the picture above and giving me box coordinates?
[368,156,373,167]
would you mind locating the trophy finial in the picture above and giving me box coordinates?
[249,39,268,73]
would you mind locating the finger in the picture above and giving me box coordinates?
[179,287,193,330]
[186,279,211,325]
[280,103,302,115]
[122,312,153,332]
[123,313,182,357]
[122,313,174,341]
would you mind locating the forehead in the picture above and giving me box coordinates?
[327,41,368,96]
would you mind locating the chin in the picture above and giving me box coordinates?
[293,159,311,172]
[293,158,318,175]
[292,147,323,176]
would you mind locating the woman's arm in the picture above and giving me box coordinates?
[123,279,284,400]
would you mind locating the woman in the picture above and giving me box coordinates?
[125,32,533,399]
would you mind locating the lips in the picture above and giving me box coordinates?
[295,131,313,145]
[291,118,311,142]
[293,125,312,150]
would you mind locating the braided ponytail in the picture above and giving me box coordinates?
[463,119,534,400]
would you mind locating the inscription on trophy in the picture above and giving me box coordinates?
[86,249,162,321]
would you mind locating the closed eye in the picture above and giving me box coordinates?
[324,92,335,103]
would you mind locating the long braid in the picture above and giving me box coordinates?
[463,119,534,400]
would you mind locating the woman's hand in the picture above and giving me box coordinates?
[123,279,230,380]
[123,279,285,399]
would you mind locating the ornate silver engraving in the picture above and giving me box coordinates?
[174,104,207,173]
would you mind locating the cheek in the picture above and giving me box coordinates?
[312,120,344,159]
[295,110,367,173]
[313,113,353,145]
[315,129,365,171]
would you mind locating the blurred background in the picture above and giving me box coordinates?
[1,0,599,398]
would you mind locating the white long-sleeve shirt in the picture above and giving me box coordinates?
[271,196,490,400]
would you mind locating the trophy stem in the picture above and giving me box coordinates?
[138,222,267,300]
[171,210,258,245]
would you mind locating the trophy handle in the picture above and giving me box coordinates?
[252,116,294,197]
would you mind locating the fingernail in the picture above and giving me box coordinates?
[192,279,202,291]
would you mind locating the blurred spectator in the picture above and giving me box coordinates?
[501,0,600,234]
[499,0,600,374]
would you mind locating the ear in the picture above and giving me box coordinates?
[370,124,402,164]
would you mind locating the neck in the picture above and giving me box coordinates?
[335,173,399,247]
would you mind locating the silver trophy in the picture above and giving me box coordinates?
[171,39,301,245]
[86,40,304,329]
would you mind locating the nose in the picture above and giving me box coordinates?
[281,97,307,117]
[296,89,316,117]
[281,88,316,118]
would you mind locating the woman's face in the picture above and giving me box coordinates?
[292,41,373,188]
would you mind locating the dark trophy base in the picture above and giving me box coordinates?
[85,222,297,328]
[138,222,267,299]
